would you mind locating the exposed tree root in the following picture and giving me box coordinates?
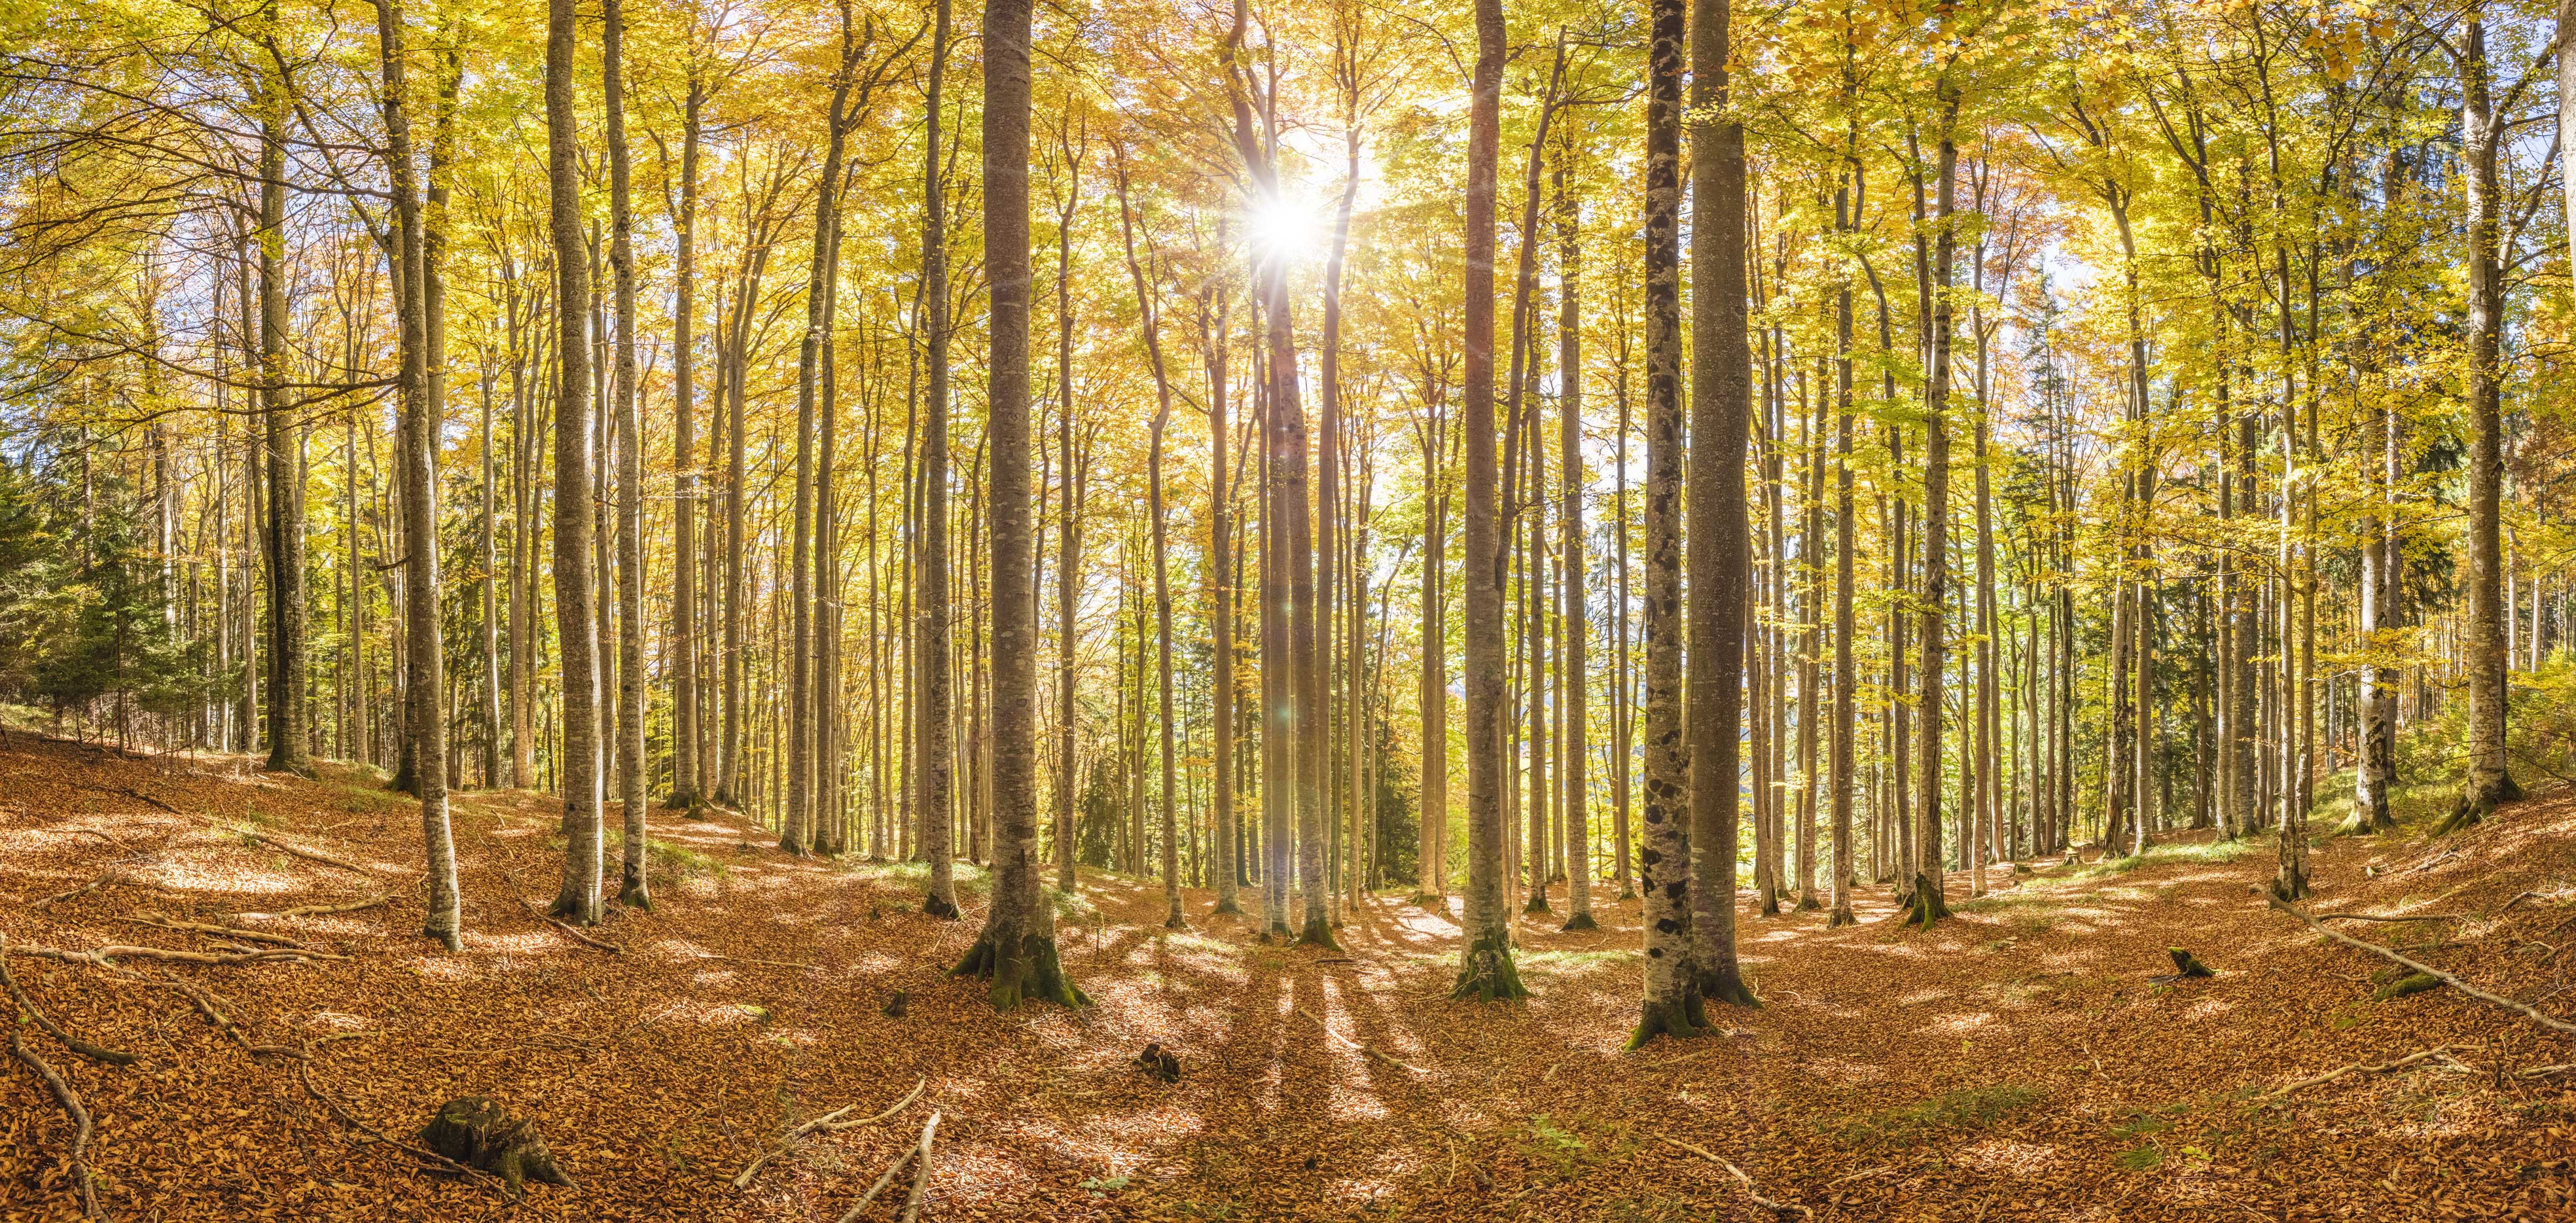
[233,829,382,876]
[120,912,317,949]
[6,940,315,967]
[1899,873,1953,929]
[9,1028,100,1219]
[2270,896,2576,1036]
[31,869,126,912]
[952,931,1090,1012]
[1656,1135,1812,1219]
[2437,773,2520,836]
[0,938,133,1065]
[238,893,394,920]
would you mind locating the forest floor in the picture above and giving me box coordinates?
[4,732,2575,1222]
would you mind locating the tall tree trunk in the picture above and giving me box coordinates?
[669,69,706,813]
[1556,147,1594,932]
[1115,154,1185,931]
[546,0,604,924]
[1206,293,1243,914]
[258,12,309,779]
[606,0,652,906]
[374,0,458,948]
[2448,14,2520,834]
[1903,79,1959,929]
[1452,0,1524,1001]
[918,0,960,913]
[952,0,1084,1010]
[1686,0,1757,1002]
[1828,164,1859,929]
[1628,0,1691,1042]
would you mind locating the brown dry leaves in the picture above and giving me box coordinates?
[3,728,2574,1222]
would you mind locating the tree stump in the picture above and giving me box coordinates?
[420,1097,574,1194]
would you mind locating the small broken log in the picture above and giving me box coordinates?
[882,990,909,1018]
[2151,948,2215,983]
[1136,1042,1181,1083]
[418,1097,574,1194]
[2372,972,2443,1002]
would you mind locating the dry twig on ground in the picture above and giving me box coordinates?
[2270,896,2576,1036]
[1656,1135,1812,1219]
[735,1074,928,1188]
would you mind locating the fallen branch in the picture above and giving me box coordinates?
[497,869,624,953]
[2316,910,2471,924]
[898,1109,942,1223]
[0,938,133,1065]
[121,912,315,948]
[239,893,393,921]
[30,869,124,912]
[2270,896,2576,1037]
[734,1075,927,1188]
[2253,1045,2460,1103]
[234,829,381,876]
[832,1144,921,1223]
[1656,1135,1812,1220]
[9,1029,100,1219]
[92,968,302,1059]
[72,781,183,816]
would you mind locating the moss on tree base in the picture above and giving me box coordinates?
[2437,772,2519,836]
[1693,970,1761,1010]
[1624,997,1700,1050]
[1560,912,1598,932]
[1296,917,1341,951]
[922,891,959,920]
[1450,932,1528,1002]
[952,931,1090,1012]
[1901,873,1953,929]
[1825,906,1857,929]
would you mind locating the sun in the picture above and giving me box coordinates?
[1243,192,1319,266]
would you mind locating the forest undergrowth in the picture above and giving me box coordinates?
[5,727,2575,1222]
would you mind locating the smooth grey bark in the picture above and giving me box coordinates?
[1685,0,1756,1004]
[1452,0,1522,1001]
[1629,0,1690,1044]
[372,0,458,948]
[1555,149,1593,932]
[951,0,1084,1010]
[257,27,308,779]
[607,0,651,908]
[2448,16,2521,834]
[546,0,604,924]
[919,0,959,914]
[668,67,705,812]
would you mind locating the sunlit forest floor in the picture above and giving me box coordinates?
[4,730,2574,1221]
